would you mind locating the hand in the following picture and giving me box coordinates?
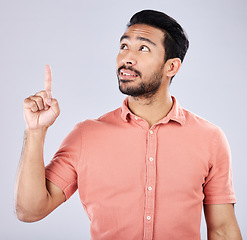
[24,65,60,130]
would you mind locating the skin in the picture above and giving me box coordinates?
[117,24,181,126]
[15,65,65,222]
[204,204,242,239]
[15,24,242,239]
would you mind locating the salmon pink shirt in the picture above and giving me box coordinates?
[45,96,236,240]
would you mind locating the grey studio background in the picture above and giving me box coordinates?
[0,0,246,239]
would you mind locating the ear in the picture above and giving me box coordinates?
[164,58,181,78]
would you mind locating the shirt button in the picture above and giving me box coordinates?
[148,186,152,191]
[149,130,153,134]
[149,157,154,162]
[147,216,151,220]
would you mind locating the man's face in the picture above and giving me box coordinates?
[117,24,166,98]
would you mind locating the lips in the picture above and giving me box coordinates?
[119,69,139,80]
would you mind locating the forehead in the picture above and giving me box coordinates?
[121,24,165,45]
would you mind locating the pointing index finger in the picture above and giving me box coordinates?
[45,64,52,100]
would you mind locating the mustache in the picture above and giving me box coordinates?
[117,65,142,78]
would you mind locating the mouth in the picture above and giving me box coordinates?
[119,69,139,81]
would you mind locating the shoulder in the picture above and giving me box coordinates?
[179,107,230,160]
[182,107,222,133]
[180,107,228,147]
[74,106,123,131]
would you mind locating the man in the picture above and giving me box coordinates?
[15,10,242,240]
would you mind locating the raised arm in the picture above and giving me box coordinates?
[15,65,66,222]
[204,203,242,240]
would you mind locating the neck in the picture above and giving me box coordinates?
[127,88,173,127]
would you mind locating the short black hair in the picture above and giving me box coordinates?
[127,10,189,63]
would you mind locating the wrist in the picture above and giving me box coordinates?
[24,127,48,142]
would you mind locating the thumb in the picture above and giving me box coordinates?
[45,96,52,106]
[45,98,60,116]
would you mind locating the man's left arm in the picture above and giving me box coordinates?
[204,203,242,240]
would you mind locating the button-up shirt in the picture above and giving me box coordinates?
[46,96,236,240]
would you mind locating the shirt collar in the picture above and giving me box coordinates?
[121,96,186,126]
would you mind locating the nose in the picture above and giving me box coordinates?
[121,51,137,66]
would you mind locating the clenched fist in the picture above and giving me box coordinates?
[24,65,60,130]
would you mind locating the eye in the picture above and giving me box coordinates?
[120,44,128,50]
[140,45,150,52]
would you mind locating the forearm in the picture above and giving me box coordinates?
[208,228,242,240]
[207,221,242,240]
[15,128,51,222]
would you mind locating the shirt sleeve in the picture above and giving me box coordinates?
[203,128,236,204]
[45,123,82,200]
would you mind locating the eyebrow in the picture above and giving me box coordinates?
[120,35,156,46]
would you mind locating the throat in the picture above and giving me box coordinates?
[127,94,173,127]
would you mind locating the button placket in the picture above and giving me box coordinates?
[143,127,157,240]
